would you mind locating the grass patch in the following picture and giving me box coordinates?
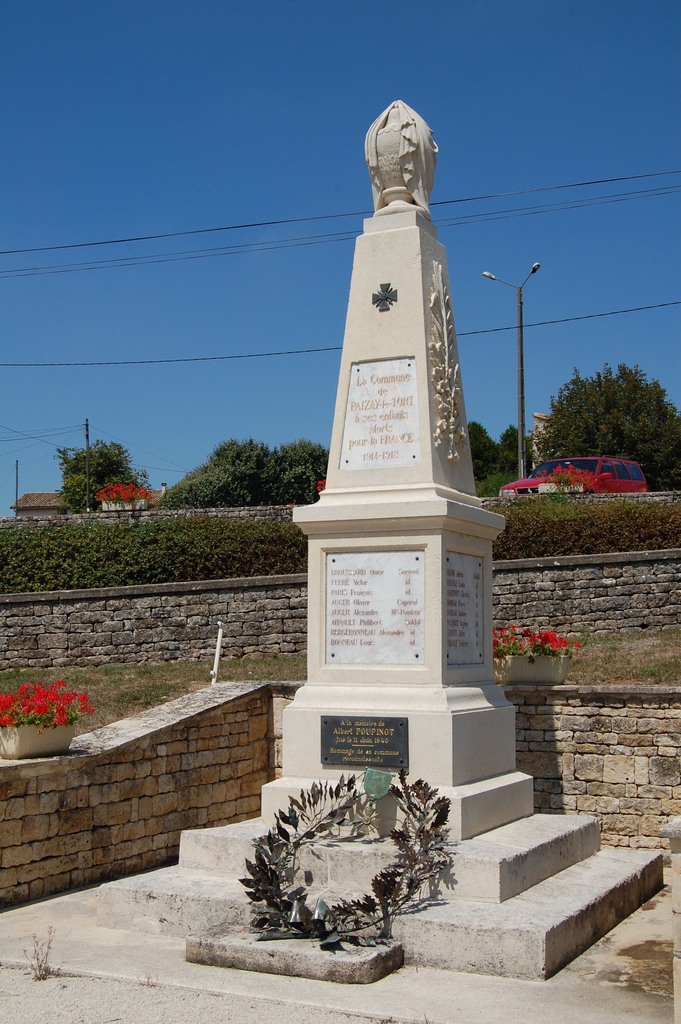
[0,655,306,734]
[1,631,679,737]
[568,628,681,687]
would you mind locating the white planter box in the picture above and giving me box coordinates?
[0,724,76,759]
[493,655,571,685]
[101,500,148,511]
[537,483,583,494]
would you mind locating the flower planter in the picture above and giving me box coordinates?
[494,655,571,686]
[101,500,148,511]
[0,724,76,759]
[537,483,583,495]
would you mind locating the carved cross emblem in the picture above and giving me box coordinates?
[372,283,398,312]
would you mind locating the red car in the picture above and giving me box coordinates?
[499,457,647,497]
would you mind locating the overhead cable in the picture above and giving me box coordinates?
[1,170,678,258]
[1,302,678,368]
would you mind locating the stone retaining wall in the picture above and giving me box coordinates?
[0,574,308,669]
[506,684,681,850]
[1,550,679,669]
[0,505,295,531]
[2,491,677,532]
[1,678,678,909]
[0,681,296,908]
[493,548,681,635]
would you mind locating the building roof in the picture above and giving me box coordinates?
[12,491,65,510]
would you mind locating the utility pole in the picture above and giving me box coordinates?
[15,460,19,516]
[85,419,91,513]
[482,263,541,480]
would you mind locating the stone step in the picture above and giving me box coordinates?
[392,846,662,979]
[97,868,250,937]
[180,847,662,981]
[178,812,602,902]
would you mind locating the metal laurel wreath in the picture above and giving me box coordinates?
[239,770,451,948]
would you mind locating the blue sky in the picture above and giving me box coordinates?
[1,1,679,514]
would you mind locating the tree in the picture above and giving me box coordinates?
[263,439,329,505]
[539,363,681,491]
[497,425,521,476]
[57,441,148,513]
[467,421,499,482]
[159,438,330,509]
[161,438,270,509]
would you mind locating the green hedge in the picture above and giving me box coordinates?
[0,519,308,594]
[492,499,681,560]
[1,501,679,594]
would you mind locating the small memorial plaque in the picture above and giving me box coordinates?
[446,552,483,665]
[326,550,425,664]
[321,716,409,769]
[340,358,420,470]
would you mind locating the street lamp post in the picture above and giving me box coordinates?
[482,263,540,480]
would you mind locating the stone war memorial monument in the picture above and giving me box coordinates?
[261,97,531,838]
[99,101,662,981]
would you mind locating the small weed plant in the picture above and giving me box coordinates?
[24,926,55,981]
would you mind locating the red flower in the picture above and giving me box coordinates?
[0,681,95,730]
[95,483,153,504]
[492,625,579,661]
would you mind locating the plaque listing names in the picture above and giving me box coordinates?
[326,549,424,664]
[445,552,483,665]
[339,357,421,470]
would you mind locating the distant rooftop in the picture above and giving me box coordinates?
[12,491,65,511]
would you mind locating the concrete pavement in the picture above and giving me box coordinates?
[0,874,673,1024]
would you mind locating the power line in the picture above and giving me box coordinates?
[1,170,678,258]
[1,302,677,368]
[461,301,681,336]
[0,422,83,447]
[91,424,190,474]
[2,182,678,281]
[0,230,357,279]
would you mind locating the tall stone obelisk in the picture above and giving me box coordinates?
[262,101,533,839]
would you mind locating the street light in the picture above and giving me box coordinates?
[482,262,540,480]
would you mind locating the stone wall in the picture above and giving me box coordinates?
[2,492,677,533]
[493,549,681,635]
[2,678,678,909]
[0,574,308,669]
[0,681,297,908]
[1,549,679,669]
[483,491,681,510]
[0,504,295,531]
[507,683,681,850]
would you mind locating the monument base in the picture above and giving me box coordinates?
[97,812,663,980]
[261,771,533,842]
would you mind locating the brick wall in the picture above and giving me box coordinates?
[0,681,297,908]
[507,683,681,850]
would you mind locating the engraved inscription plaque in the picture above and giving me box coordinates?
[445,552,483,665]
[340,358,420,470]
[326,550,424,664]
[321,716,408,769]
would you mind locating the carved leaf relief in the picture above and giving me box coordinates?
[428,261,466,462]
